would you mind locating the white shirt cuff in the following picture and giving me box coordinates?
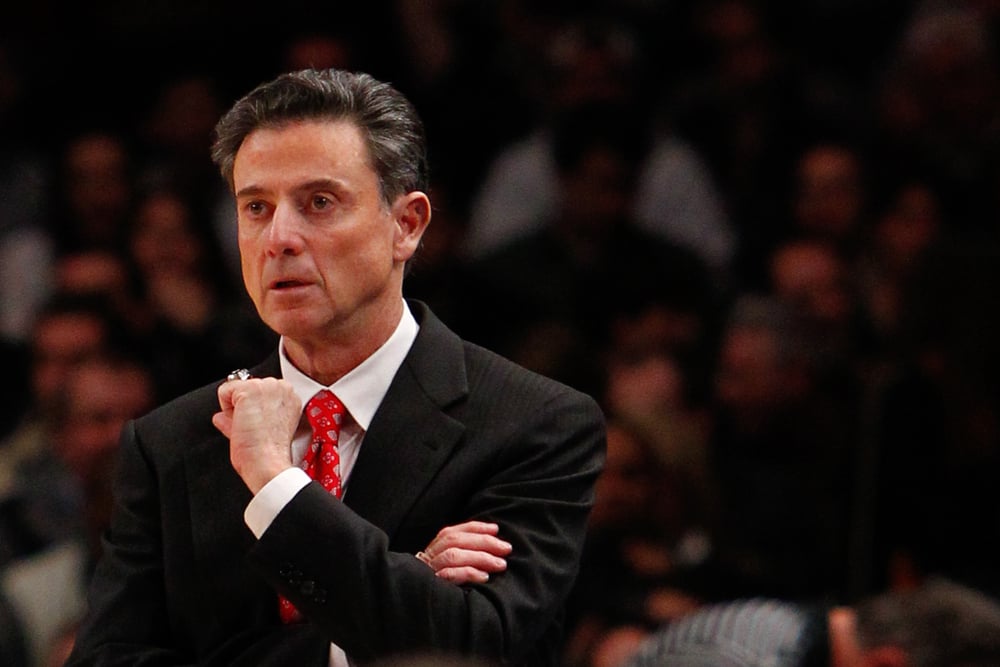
[244,467,311,538]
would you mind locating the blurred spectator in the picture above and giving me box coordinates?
[0,42,53,347]
[0,297,116,667]
[464,100,715,391]
[464,13,735,279]
[872,3,1000,236]
[669,0,867,284]
[51,249,144,333]
[624,577,1000,667]
[54,354,155,555]
[1,352,154,667]
[126,187,274,401]
[789,143,869,257]
[389,0,563,210]
[134,73,244,284]
[563,418,705,667]
[703,295,856,603]
[0,295,113,498]
[856,179,943,357]
[47,130,133,256]
[873,228,1000,599]
[767,237,875,393]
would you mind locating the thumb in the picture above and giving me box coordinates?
[212,411,233,438]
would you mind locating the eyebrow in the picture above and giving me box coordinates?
[235,179,349,199]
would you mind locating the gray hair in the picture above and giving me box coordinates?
[855,578,1000,666]
[211,68,428,207]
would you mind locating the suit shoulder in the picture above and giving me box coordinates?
[133,379,222,443]
[461,339,602,414]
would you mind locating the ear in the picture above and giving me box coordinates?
[391,191,431,263]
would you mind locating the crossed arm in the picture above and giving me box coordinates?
[213,377,510,585]
[68,371,602,665]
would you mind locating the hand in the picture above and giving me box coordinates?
[416,521,512,584]
[212,377,302,494]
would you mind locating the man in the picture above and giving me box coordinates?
[623,578,1000,667]
[66,69,606,666]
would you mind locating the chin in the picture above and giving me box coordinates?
[262,311,323,341]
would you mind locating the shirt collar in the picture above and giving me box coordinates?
[278,300,419,430]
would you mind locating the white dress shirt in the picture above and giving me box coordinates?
[242,300,419,667]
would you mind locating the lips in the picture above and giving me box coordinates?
[272,279,307,289]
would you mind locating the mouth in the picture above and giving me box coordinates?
[270,278,310,290]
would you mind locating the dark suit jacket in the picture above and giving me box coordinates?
[66,301,606,666]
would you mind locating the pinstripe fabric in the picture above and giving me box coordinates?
[626,599,828,667]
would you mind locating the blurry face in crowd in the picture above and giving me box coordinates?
[793,146,863,240]
[770,241,851,326]
[31,312,107,412]
[56,361,154,482]
[715,325,794,423]
[64,133,130,240]
[131,193,204,278]
[233,119,428,357]
[558,146,633,235]
[875,184,940,272]
[590,422,654,526]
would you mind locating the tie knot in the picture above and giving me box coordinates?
[305,389,345,433]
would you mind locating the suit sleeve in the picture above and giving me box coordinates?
[246,388,606,664]
[65,422,330,667]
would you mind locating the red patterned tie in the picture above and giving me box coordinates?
[279,389,345,624]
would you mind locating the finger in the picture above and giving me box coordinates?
[427,532,513,559]
[217,379,238,412]
[431,547,507,573]
[437,521,500,537]
[435,566,491,585]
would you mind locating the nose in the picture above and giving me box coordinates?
[266,202,305,257]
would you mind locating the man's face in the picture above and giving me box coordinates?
[233,119,416,347]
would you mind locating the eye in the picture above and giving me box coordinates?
[245,200,268,217]
[310,194,333,211]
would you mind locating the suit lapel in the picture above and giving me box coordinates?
[342,302,468,539]
[190,315,469,545]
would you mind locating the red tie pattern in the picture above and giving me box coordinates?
[302,389,345,498]
[279,389,345,624]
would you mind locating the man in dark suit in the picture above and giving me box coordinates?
[66,69,605,666]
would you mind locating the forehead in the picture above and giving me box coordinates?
[236,119,371,172]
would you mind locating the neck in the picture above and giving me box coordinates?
[828,606,861,667]
[283,299,403,385]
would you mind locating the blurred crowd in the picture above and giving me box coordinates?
[3,1,1000,665]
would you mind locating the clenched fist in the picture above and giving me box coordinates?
[212,377,302,494]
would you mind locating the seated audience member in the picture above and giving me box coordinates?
[624,577,1000,667]
[464,100,714,389]
[2,352,155,666]
[465,15,735,278]
[563,418,706,667]
[705,294,856,603]
[0,295,113,505]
